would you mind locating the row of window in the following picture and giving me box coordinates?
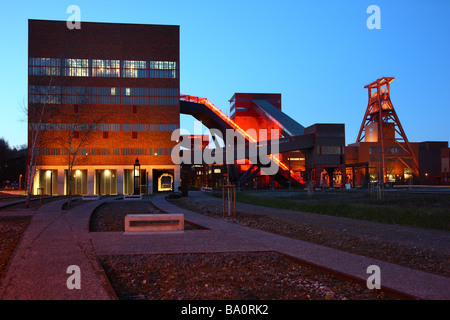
[30,58,177,69]
[29,86,179,106]
[369,146,409,155]
[37,148,173,156]
[29,58,178,79]
[36,148,90,156]
[29,123,179,132]
[30,86,179,97]
[31,95,178,105]
[369,157,414,163]
[317,146,344,155]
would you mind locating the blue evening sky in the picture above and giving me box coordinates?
[0,0,449,148]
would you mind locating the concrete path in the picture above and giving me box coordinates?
[0,193,449,300]
[0,198,116,300]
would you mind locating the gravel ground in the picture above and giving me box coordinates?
[99,251,392,300]
[90,200,397,300]
[0,197,62,212]
[167,195,450,277]
[0,197,428,300]
[0,217,31,280]
[89,200,205,232]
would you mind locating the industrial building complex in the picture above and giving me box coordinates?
[27,20,449,195]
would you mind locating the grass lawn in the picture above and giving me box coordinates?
[209,190,450,231]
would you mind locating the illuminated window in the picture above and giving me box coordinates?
[122,60,147,78]
[92,60,120,77]
[91,87,119,104]
[30,57,179,79]
[63,59,90,77]
[149,61,177,70]
[121,88,148,105]
[149,61,178,79]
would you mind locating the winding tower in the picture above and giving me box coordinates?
[356,77,419,183]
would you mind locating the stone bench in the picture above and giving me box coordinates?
[123,195,142,200]
[124,214,184,232]
[82,195,100,201]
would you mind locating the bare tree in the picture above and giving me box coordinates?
[26,56,108,208]
[24,69,60,207]
[60,99,102,208]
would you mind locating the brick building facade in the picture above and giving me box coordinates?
[28,20,180,195]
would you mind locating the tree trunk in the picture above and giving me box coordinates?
[67,162,72,209]
[25,164,33,208]
[25,151,38,208]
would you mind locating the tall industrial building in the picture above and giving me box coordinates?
[346,77,418,185]
[230,93,305,188]
[229,93,346,188]
[28,20,180,195]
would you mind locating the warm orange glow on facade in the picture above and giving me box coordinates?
[28,20,180,195]
[353,76,420,183]
[180,94,302,183]
[180,95,257,143]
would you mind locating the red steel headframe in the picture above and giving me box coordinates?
[356,77,419,182]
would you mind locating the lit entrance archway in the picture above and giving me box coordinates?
[95,169,117,195]
[153,169,174,192]
[66,169,87,195]
[158,173,173,192]
[38,169,57,195]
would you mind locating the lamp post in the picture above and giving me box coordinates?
[134,158,140,195]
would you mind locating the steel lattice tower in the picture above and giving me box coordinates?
[356,77,419,183]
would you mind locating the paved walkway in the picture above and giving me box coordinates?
[0,193,449,300]
[0,198,116,300]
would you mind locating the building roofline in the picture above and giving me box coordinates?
[28,19,180,28]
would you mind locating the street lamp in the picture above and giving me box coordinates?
[134,158,140,195]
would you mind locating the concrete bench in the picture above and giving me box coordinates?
[82,195,100,201]
[124,214,184,232]
[123,195,142,200]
